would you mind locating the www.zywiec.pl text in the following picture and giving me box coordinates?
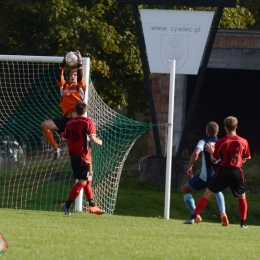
[151,26,201,33]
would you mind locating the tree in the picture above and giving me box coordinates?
[220,5,255,28]
[238,0,260,28]
[0,1,258,119]
[0,0,148,119]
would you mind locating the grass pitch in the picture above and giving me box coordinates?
[1,208,260,260]
[1,140,260,259]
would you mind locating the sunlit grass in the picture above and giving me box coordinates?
[1,209,260,260]
[1,135,260,259]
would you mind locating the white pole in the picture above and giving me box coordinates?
[164,60,176,219]
[83,57,90,104]
[74,57,90,212]
[0,55,64,63]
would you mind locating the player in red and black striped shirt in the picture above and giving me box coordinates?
[184,116,251,228]
[60,100,104,215]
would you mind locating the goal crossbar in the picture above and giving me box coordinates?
[0,55,63,63]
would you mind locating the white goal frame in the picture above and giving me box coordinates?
[0,54,90,212]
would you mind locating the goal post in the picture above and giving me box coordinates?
[0,54,89,213]
[0,54,150,214]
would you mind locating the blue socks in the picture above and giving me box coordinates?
[215,192,226,215]
[183,193,196,213]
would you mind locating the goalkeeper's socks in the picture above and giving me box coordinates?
[43,129,58,149]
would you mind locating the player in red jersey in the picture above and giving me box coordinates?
[60,100,105,215]
[184,116,251,228]
[40,50,86,160]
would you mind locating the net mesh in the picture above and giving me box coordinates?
[0,59,150,214]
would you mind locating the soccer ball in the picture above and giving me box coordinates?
[65,51,78,67]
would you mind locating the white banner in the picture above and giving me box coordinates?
[140,9,214,74]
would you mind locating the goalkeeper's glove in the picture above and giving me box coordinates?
[75,50,83,67]
[60,52,67,68]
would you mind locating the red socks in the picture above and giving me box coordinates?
[238,198,247,220]
[194,197,209,216]
[67,180,94,203]
[83,181,93,200]
[68,183,84,201]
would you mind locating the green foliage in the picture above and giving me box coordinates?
[199,6,255,28]
[239,0,260,28]
[0,1,259,119]
[221,6,255,28]
[0,0,147,118]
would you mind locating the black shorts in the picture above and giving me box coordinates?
[70,153,90,180]
[53,117,72,132]
[207,167,245,197]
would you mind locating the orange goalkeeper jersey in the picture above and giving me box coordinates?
[56,66,86,116]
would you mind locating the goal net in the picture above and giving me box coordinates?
[0,55,150,215]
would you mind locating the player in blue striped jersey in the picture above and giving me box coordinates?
[182,121,228,225]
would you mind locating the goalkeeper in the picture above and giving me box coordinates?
[40,50,85,160]
[60,100,105,215]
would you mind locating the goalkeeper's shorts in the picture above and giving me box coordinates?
[53,117,72,132]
